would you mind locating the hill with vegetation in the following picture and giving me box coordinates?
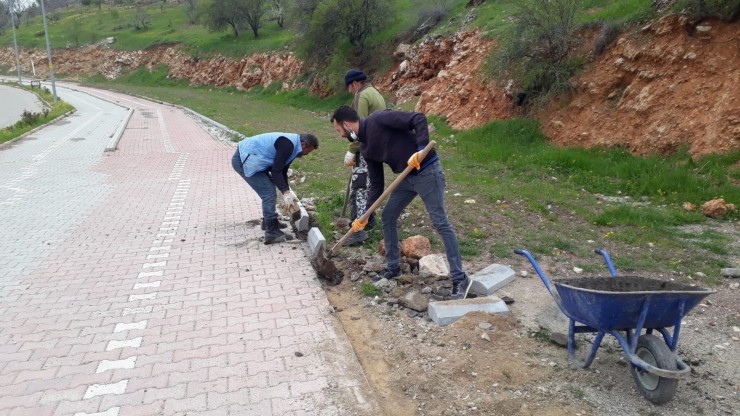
[1,0,738,279]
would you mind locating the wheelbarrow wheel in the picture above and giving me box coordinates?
[630,334,678,404]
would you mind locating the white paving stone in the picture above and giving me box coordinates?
[83,380,128,399]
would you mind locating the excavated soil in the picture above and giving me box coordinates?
[556,276,708,292]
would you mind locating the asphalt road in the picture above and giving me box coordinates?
[0,83,46,129]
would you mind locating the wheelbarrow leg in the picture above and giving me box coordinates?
[568,318,605,369]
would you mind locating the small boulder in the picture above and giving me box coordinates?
[399,290,429,312]
[402,235,432,259]
[701,198,736,218]
[419,254,450,278]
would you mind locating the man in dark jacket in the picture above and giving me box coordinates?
[330,106,471,300]
[231,132,318,244]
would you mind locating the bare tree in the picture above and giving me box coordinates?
[183,0,197,24]
[270,0,286,27]
[243,0,266,37]
[133,5,150,30]
[339,0,391,53]
[301,0,391,62]
[203,0,244,37]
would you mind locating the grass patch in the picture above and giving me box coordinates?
[591,205,704,227]
[530,328,551,343]
[568,384,586,400]
[0,2,295,58]
[360,283,382,297]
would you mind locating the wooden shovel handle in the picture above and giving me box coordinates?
[330,140,437,255]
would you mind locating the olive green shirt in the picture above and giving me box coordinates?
[349,84,386,153]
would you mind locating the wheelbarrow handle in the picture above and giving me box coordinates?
[594,248,618,277]
[514,249,554,292]
[515,249,575,319]
[330,141,437,256]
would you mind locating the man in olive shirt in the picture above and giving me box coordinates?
[342,69,386,246]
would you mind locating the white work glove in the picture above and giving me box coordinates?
[343,151,355,167]
[282,191,299,214]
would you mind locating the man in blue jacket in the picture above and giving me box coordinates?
[330,106,471,300]
[231,132,319,244]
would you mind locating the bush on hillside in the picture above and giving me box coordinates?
[675,0,740,21]
[593,21,621,56]
[298,0,392,64]
[488,0,581,106]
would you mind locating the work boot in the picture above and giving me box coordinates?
[264,218,294,245]
[372,267,400,282]
[448,275,472,300]
[344,230,369,246]
[261,218,287,230]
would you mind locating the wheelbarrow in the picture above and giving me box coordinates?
[515,249,715,404]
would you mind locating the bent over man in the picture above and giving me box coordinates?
[231,132,318,244]
[330,106,471,300]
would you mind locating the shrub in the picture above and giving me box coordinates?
[487,0,582,106]
[20,110,41,125]
[593,21,621,56]
[674,0,740,21]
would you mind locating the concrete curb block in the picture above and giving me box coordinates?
[105,108,133,152]
[469,264,516,296]
[179,106,244,143]
[43,81,134,153]
[308,228,326,258]
[428,296,509,326]
[124,92,244,145]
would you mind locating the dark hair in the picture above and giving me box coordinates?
[300,133,319,150]
[330,106,360,124]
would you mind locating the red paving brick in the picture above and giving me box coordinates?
[0,85,379,415]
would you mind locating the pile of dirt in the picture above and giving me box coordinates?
[557,275,708,292]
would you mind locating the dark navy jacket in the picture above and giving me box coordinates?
[357,110,439,208]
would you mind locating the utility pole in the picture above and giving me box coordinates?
[38,0,57,102]
[10,0,22,84]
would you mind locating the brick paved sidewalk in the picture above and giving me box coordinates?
[0,85,380,416]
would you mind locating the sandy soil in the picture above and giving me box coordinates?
[321,246,739,416]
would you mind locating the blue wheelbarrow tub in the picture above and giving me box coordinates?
[553,276,714,331]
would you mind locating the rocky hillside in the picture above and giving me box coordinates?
[1,14,738,157]
[541,15,740,157]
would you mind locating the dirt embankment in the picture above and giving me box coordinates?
[0,43,305,91]
[1,14,737,156]
[375,30,519,130]
[541,14,740,157]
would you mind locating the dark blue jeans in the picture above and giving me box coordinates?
[381,160,466,282]
[231,149,278,222]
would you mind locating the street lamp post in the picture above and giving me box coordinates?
[38,0,57,102]
[10,1,22,84]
